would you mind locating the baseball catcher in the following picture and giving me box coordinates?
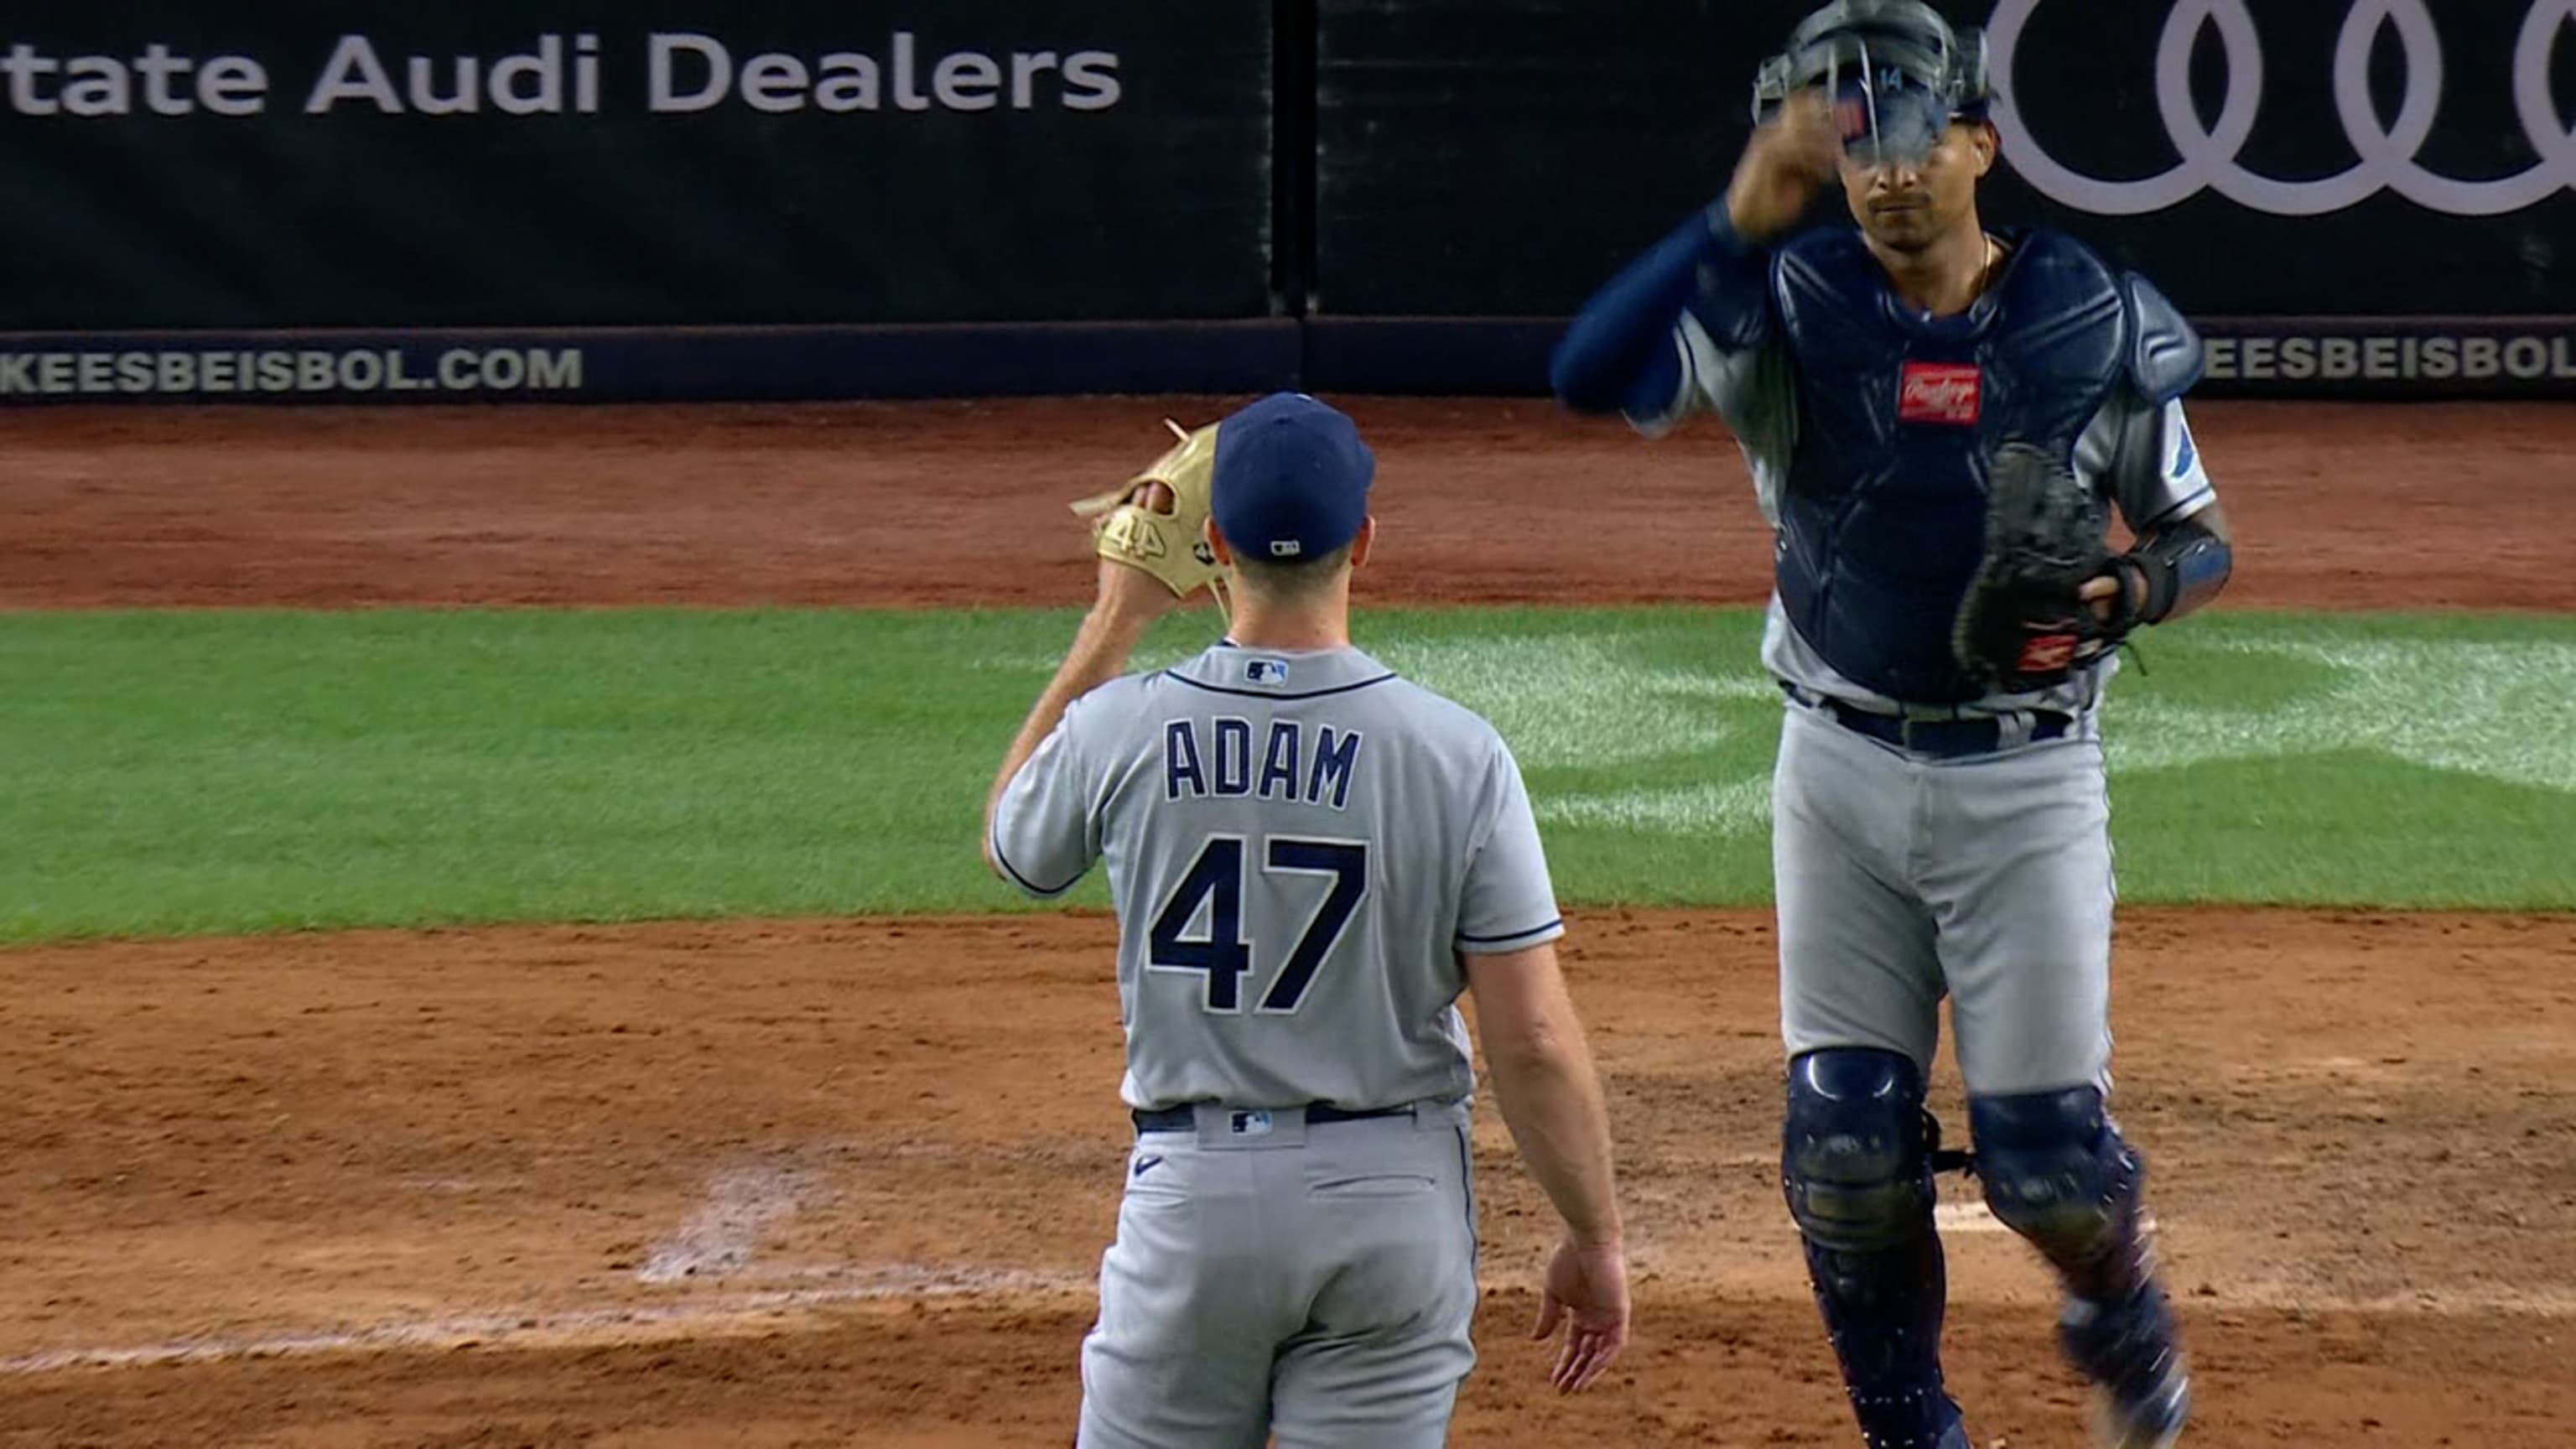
[1549,2,2234,1446]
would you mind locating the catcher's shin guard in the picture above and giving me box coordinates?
[1967,1087,2155,1305]
[1783,1049,1963,1449]
[1971,1088,2189,1448]
[2064,1288,2190,1449]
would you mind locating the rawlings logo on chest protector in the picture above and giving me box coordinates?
[1898,362,1982,425]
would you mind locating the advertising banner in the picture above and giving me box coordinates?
[0,1,1275,329]
[1315,1,2576,346]
[1980,0,2576,317]
[0,321,1303,402]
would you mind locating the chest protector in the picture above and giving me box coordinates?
[1770,226,2159,705]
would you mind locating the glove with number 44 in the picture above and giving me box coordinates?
[1069,417,1231,620]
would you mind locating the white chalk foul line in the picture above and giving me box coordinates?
[1933,1204,2169,1238]
[636,1164,806,1285]
[10,1258,2573,1378]
[0,1265,1090,1376]
[1935,1202,2010,1234]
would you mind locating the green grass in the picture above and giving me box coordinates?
[1,607,2568,943]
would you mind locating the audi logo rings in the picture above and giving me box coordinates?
[1987,0,2576,216]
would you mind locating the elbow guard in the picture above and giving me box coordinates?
[2121,517,2231,624]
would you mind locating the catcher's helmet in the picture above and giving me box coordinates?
[1753,1,1991,168]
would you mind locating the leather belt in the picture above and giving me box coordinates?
[1130,1102,1414,1135]
[1787,684,2073,759]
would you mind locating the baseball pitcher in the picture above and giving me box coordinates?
[1549,4,2234,1447]
[984,392,1631,1447]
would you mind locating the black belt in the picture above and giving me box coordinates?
[1131,1103,1414,1134]
[1789,685,2073,759]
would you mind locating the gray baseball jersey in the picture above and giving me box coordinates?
[993,639,1564,1448]
[991,641,1565,1111]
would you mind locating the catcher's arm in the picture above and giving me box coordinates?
[1548,95,1820,426]
[2088,395,2235,632]
[2085,506,2231,631]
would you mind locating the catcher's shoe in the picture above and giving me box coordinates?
[2059,1285,2190,1449]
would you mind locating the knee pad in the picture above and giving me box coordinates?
[1968,1086,2141,1261]
[1782,1049,1935,1254]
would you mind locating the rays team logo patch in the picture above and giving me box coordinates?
[1898,362,1982,425]
[2018,631,2078,674]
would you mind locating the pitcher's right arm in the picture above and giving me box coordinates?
[1452,734,1628,1393]
[1466,940,1628,1394]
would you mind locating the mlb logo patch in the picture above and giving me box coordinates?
[1228,1110,1274,1138]
[1244,657,1291,685]
[1898,362,1981,425]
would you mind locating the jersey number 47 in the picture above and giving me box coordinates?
[1148,835,1368,1015]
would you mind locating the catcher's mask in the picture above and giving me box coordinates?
[1753,0,1990,169]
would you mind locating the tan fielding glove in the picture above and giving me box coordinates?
[1070,418,1232,621]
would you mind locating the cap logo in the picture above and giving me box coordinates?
[1269,540,1302,557]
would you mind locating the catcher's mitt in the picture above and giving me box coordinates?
[1951,440,2137,694]
[1069,418,1230,619]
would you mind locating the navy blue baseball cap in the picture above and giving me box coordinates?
[1209,392,1375,561]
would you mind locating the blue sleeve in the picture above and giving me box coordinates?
[1548,203,1774,418]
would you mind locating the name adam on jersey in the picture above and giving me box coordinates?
[1164,717,1363,809]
